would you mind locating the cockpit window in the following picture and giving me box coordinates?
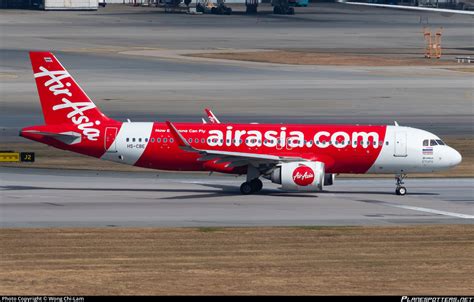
[436,139,446,146]
[430,139,438,146]
[423,139,429,146]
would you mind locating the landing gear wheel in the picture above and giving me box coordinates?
[394,174,407,196]
[273,6,281,14]
[251,178,263,193]
[240,182,253,195]
[396,186,407,196]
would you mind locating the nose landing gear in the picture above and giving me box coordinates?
[395,174,407,196]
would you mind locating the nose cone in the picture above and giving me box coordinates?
[447,147,462,167]
[451,149,462,166]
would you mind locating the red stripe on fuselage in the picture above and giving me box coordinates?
[134,123,387,174]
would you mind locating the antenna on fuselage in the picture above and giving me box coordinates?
[394,121,399,126]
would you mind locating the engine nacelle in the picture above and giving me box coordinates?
[269,161,325,191]
[324,173,335,186]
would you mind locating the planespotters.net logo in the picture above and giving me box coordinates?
[292,164,315,186]
[401,297,474,302]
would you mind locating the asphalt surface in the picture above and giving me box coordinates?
[1,168,473,227]
[1,4,472,228]
[1,4,473,142]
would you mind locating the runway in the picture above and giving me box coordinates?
[1,168,472,227]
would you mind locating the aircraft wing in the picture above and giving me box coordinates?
[166,121,305,168]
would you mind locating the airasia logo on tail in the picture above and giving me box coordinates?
[292,165,315,186]
[34,66,100,141]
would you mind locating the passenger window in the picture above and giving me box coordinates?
[163,138,167,143]
[385,141,389,146]
[157,138,161,143]
[201,138,205,143]
[138,138,142,143]
[132,138,136,142]
[436,139,445,146]
[430,139,438,146]
[126,138,129,142]
[188,138,192,143]
[151,138,155,143]
[170,138,174,143]
[145,138,148,142]
[423,139,429,146]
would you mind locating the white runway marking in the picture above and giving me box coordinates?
[384,204,474,219]
[344,2,474,15]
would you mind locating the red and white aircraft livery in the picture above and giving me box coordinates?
[21,52,462,195]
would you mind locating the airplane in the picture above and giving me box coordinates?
[20,52,462,195]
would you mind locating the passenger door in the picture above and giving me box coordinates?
[394,131,407,157]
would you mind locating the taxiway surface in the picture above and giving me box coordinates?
[1,168,472,227]
[1,4,473,142]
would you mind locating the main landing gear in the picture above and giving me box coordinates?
[240,164,263,194]
[395,174,407,196]
[240,178,263,195]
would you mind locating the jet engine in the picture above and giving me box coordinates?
[267,161,325,191]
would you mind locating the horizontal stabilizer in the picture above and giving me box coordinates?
[21,130,82,145]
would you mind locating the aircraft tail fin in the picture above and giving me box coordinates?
[29,51,110,126]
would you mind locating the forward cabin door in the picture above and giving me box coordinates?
[105,127,118,152]
[394,131,407,157]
